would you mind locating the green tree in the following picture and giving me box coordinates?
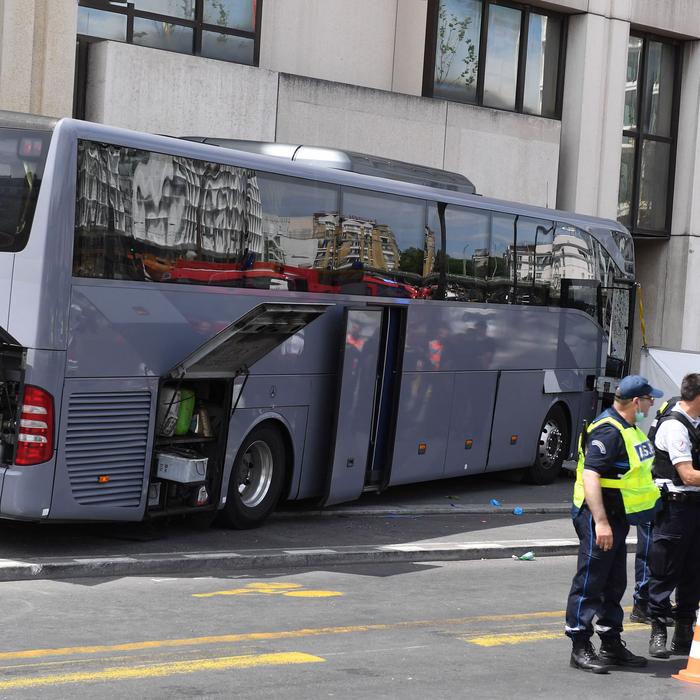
[399,247,425,274]
[435,3,478,89]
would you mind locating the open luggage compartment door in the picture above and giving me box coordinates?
[165,302,331,379]
[0,326,22,352]
[323,307,384,507]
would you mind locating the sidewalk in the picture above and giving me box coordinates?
[0,467,633,583]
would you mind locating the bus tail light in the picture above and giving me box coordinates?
[15,385,54,466]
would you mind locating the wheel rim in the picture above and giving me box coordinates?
[538,418,563,471]
[236,440,274,508]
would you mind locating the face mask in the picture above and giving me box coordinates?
[635,410,645,423]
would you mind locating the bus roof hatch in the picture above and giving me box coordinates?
[165,302,332,380]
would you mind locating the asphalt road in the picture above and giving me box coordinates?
[0,557,693,698]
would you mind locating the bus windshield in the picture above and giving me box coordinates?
[0,128,49,253]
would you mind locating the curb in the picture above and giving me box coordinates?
[274,503,572,518]
[0,537,638,583]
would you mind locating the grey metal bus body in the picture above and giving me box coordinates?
[0,114,635,524]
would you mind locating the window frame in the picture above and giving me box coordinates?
[621,31,682,238]
[77,0,262,65]
[422,0,568,119]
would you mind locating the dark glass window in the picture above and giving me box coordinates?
[523,12,562,117]
[553,224,597,319]
[77,7,127,40]
[617,33,680,237]
[74,141,262,283]
[257,173,339,292]
[482,4,521,110]
[77,0,261,66]
[424,0,566,118]
[428,203,490,301]
[337,189,427,298]
[487,212,515,303]
[74,142,429,298]
[514,217,554,305]
[0,128,50,253]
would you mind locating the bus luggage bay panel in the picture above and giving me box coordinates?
[165,302,331,380]
[443,371,498,477]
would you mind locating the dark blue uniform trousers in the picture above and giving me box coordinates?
[565,506,630,640]
[633,521,653,608]
[647,500,700,623]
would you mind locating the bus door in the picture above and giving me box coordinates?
[323,305,405,506]
[599,282,634,377]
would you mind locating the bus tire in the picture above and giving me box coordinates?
[526,406,568,485]
[219,424,286,529]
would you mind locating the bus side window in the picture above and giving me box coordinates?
[513,218,554,306]
[256,172,339,292]
[427,203,489,303]
[486,212,515,303]
[339,187,426,298]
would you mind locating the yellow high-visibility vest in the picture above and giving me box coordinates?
[573,414,660,524]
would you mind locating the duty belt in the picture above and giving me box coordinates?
[663,491,700,503]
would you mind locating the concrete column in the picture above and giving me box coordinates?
[674,41,700,351]
[0,0,76,117]
[556,12,629,219]
[391,0,428,97]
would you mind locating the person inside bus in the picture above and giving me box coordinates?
[565,375,662,673]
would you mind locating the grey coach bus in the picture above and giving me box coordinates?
[0,111,635,527]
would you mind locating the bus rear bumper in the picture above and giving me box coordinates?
[0,460,54,520]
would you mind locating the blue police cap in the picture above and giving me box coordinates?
[615,375,663,400]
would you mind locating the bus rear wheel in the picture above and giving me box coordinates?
[526,406,568,485]
[219,424,286,529]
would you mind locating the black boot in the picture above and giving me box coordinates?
[649,619,670,658]
[670,620,694,655]
[630,604,650,624]
[570,638,610,673]
[599,636,647,667]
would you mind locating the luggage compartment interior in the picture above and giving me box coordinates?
[0,346,23,466]
[148,378,233,517]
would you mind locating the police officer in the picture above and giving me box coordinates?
[565,375,662,673]
[647,372,700,658]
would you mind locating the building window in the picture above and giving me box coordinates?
[423,0,566,118]
[77,1,261,65]
[618,33,681,237]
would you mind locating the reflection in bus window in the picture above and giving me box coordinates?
[74,142,261,283]
[487,212,515,303]
[553,224,597,319]
[339,188,427,297]
[514,217,554,306]
[256,172,341,292]
[428,203,489,302]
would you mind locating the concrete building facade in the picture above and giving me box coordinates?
[2,0,699,363]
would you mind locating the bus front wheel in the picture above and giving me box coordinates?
[220,424,286,529]
[526,406,568,485]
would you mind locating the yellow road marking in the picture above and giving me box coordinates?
[193,582,343,598]
[0,608,635,663]
[0,652,324,690]
[465,630,562,647]
[282,590,343,598]
[463,618,649,647]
